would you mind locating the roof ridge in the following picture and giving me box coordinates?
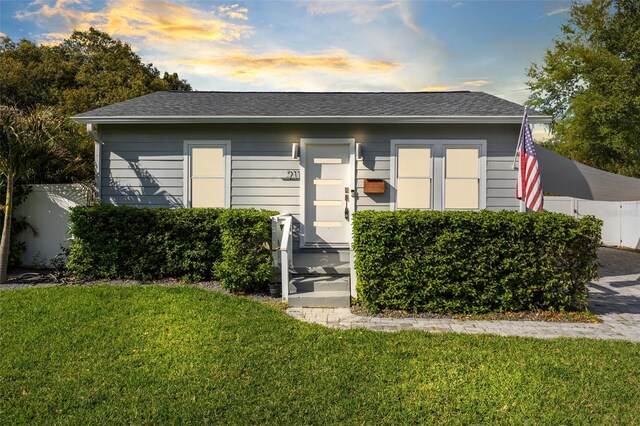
[163,90,474,94]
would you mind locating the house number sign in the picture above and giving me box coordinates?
[284,170,300,181]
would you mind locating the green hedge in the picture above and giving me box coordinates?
[214,209,274,293]
[352,210,602,314]
[67,205,277,291]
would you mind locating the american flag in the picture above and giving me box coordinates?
[516,113,543,211]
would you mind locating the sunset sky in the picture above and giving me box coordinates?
[1,0,572,107]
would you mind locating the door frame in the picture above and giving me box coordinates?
[299,138,356,248]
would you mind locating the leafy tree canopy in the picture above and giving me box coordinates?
[0,28,192,182]
[1,28,192,115]
[526,0,640,177]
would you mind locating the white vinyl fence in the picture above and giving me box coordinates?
[545,196,640,249]
[14,184,92,267]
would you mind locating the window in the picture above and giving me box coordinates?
[444,147,480,209]
[396,146,432,209]
[184,141,230,208]
[391,140,485,211]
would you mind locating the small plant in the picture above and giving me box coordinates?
[7,215,36,267]
[47,247,69,283]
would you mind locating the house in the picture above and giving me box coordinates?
[72,91,551,307]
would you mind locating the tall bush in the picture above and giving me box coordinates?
[215,209,276,293]
[156,209,224,281]
[68,205,276,290]
[352,210,602,313]
[68,206,222,281]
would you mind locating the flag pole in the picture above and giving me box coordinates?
[514,106,527,212]
[512,106,527,170]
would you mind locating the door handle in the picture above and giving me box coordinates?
[344,187,350,220]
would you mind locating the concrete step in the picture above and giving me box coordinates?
[291,250,350,275]
[287,274,351,307]
[289,275,350,294]
[287,290,351,308]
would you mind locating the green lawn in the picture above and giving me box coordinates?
[1,286,639,425]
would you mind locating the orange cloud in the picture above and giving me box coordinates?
[179,49,397,81]
[462,79,489,87]
[421,79,489,91]
[420,85,452,91]
[105,0,250,43]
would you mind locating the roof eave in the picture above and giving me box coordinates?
[71,115,553,125]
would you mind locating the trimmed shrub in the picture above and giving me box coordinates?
[155,208,224,281]
[67,206,276,290]
[352,210,602,314]
[67,205,224,281]
[215,209,276,293]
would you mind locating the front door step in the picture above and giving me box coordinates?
[288,291,351,308]
[288,275,350,308]
[292,250,350,275]
[290,275,350,293]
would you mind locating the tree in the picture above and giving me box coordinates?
[0,36,65,110]
[24,116,95,184]
[526,0,640,177]
[0,28,192,183]
[162,72,192,92]
[1,28,192,115]
[0,107,62,282]
[55,28,192,115]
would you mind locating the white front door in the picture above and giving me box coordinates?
[302,141,353,247]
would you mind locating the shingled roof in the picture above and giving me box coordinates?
[72,91,550,124]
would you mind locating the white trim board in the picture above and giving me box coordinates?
[390,139,487,211]
[73,115,553,125]
[183,140,232,208]
[299,138,356,248]
[94,140,102,201]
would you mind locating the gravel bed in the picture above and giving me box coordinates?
[0,268,280,304]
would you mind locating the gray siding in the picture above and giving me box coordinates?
[98,123,521,212]
[99,134,184,207]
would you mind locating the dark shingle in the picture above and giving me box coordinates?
[73,91,546,118]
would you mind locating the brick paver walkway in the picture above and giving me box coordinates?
[287,248,640,342]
